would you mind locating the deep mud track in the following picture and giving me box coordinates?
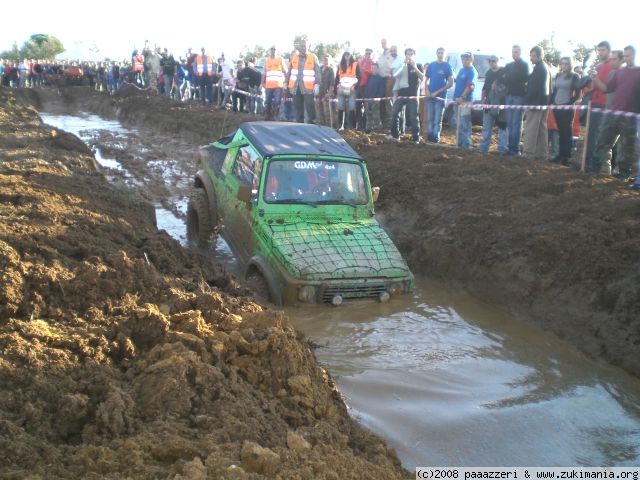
[1,86,639,478]
[0,89,409,478]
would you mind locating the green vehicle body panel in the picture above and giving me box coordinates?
[195,122,414,305]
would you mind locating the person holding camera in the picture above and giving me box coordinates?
[389,48,424,143]
[335,49,361,131]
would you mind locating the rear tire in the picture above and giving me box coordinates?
[187,189,214,248]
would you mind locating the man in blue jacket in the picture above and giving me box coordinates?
[453,52,477,148]
[425,47,453,143]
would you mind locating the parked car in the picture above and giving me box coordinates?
[186,122,414,305]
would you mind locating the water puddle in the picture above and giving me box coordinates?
[285,282,640,467]
[41,110,640,469]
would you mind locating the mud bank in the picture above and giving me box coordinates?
[32,86,639,378]
[0,89,409,478]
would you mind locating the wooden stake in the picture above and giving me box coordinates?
[581,101,592,172]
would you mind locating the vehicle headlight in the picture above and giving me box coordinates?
[378,291,391,302]
[298,285,316,303]
[389,283,403,296]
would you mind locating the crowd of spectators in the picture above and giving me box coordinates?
[2,37,639,188]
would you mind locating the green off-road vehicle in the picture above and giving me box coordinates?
[186,122,414,305]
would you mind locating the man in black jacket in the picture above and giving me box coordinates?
[523,46,550,159]
[501,45,529,155]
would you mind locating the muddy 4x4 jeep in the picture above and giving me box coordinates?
[187,122,414,305]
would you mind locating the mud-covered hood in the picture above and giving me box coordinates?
[264,219,412,280]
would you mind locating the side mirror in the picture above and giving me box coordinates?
[237,184,253,203]
[371,186,380,203]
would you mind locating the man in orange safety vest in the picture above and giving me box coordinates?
[285,39,320,123]
[262,46,287,120]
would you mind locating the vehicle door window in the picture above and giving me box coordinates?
[232,146,261,187]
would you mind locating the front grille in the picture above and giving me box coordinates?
[321,282,387,302]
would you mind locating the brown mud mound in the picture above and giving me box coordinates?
[0,90,409,478]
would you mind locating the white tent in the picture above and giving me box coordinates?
[55,41,105,62]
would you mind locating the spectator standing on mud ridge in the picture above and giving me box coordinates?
[377,39,393,129]
[316,55,335,126]
[161,49,176,98]
[146,49,161,92]
[234,60,251,113]
[219,55,234,108]
[453,52,477,148]
[549,57,581,166]
[244,61,263,114]
[195,48,216,104]
[185,48,198,99]
[356,48,374,130]
[364,62,385,132]
[286,39,320,124]
[263,46,286,121]
[109,62,120,94]
[335,49,360,131]
[18,59,29,88]
[522,45,551,160]
[604,50,624,174]
[389,48,424,144]
[500,45,529,155]
[591,45,640,180]
[424,47,453,143]
[584,41,613,170]
[479,55,508,153]
[132,49,144,86]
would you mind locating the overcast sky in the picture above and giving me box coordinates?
[1,0,638,63]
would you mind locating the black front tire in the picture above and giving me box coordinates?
[187,189,214,248]
[246,270,270,304]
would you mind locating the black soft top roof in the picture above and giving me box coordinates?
[238,122,362,159]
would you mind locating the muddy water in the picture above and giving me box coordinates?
[40,112,640,468]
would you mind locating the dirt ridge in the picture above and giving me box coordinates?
[0,89,409,479]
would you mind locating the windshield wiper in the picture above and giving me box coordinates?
[271,199,318,208]
[313,200,359,208]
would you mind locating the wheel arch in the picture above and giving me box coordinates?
[245,256,283,306]
[193,170,219,225]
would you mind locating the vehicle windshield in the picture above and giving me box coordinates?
[264,159,369,205]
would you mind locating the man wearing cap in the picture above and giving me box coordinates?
[285,39,321,124]
[453,52,477,148]
[479,55,508,153]
[262,46,287,121]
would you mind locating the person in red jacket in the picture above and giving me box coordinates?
[356,48,373,130]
